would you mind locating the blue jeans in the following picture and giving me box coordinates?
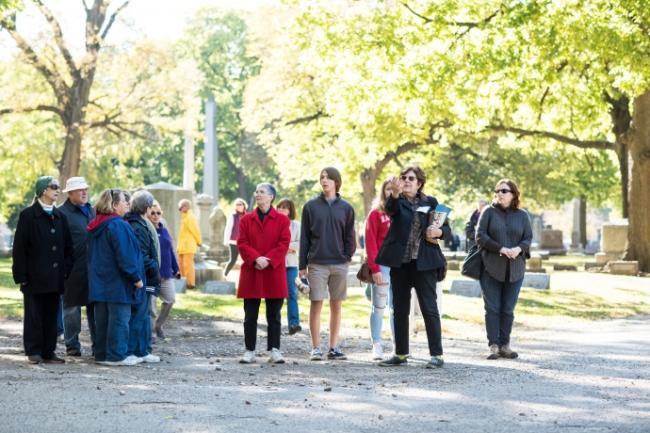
[480,271,524,346]
[128,293,152,357]
[370,265,394,343]
[94,302,131,362]
[63,305,96,354]
[57,295,64,336]
[286,267,300,327]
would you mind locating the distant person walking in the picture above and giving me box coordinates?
[300,167,356,361]
[276,198,302,335]
[237,183,290,364]
[465,199,488,252]
[476,179,532,360]
[88,189,145,366]
[223,198,248,277]
[12,176,73,364]
[58,176,96,357]
[177,199,201,289]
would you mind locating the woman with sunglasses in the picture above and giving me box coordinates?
[12,176,73,364]
[223,198,248,277]
[147,202,180,340]
[476,179,532,360]
[376,166,450,369]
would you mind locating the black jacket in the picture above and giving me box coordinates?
[476,204,532,282]
[58,199,95,307]
[299,193,356,269]
[12,201,74,294]
[125,212,160,289]
[376,194,451,271]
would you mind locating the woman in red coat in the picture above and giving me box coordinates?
[237,182,291,364]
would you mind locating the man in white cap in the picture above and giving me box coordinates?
[58,177,96,357]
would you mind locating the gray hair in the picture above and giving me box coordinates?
[257,182,277,203]
[130,190,155,215]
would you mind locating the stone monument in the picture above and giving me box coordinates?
[540,226,567,255]
[595,221,628,265]
[144,182,193,248]
[206,206,229,262]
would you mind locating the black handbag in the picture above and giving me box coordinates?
[461,244,482,280]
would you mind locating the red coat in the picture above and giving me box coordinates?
[236,207,290,299]
[365,208,391,273]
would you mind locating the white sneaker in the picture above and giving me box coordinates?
[309,347,323,361]
[268,348,285,364]
[95,360,119,366]
[372,342,383,360]
[240,350,256,364]
[139,354,160,363]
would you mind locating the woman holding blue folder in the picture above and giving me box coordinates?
[375,166,451,368]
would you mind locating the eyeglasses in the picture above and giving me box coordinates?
[400,175,417,182]
[495,189,512,194]
[150,211,162,216]
[48,184,60,190]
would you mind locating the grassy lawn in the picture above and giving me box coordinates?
[1,258,649,330]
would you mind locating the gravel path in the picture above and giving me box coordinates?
[0,313,649,433]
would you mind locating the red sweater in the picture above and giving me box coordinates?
[365,208,391,273]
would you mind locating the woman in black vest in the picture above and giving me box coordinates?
[12,176,73,364]
[376,166,450,368]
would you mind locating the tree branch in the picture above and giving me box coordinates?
[488,124,614,150]
[33,0,78,79]
[100,0,129,40]
[0,105,63,117]
[284,110,328,126]
[401,1,501,34]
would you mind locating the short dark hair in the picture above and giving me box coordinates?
[495,178,521,209]
[400,165,426,194]
[321,167,342,193]
[276,198,296,220]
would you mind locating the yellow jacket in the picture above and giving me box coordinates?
[177,210,202,254]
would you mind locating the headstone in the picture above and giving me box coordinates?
[174,277,187,294]
[144,182,193,248]
[195,259,224,285]
[449,279,482,297]
[601,222,628,255]
[203,280,236,295]
[196,194,214,242]
[552,263,577,271]
[447,260,460,271]
[529,212,544,247]
[540,229,567,255]
[522,273,550,290]
[206,206,229,262]
[0,223,12,257]
[607,261,639,276]
[526,255,544,272]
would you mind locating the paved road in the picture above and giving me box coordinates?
[0,315,649,433]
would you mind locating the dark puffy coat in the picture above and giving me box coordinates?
[376,194,451,272]
[87,215,145,304]
[58,199,95,307]
[125,212,160,290]
[12,201,74,294]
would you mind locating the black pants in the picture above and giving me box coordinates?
[243,298,284,351]
[23,292,60,358]
[224,244,239,276]
[390,260,443,356]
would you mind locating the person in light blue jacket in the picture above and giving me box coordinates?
[88,189,145,366]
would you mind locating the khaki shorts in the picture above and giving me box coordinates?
[307,263,349,301]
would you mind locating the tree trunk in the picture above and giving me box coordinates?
[608,94,632,218]
[236,168,247,201]
[360,168,378,218]
[624,90,650,272]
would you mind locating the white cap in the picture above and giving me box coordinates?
[62,176,89,193]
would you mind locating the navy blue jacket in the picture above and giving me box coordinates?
[375,193,451,271]
[87,215,145,304]
[155,223,179,279]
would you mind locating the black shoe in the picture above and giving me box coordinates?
[42,355,65,364]
[27,355,43,364]
[288,325,302,335]
[66,349,82,357]
[425,355,444,368]
[499,345,519,359]
[327,347,347,360]
[378,355,408,367]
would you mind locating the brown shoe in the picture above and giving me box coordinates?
[42,355,66,364]
[27,355,43,364]
[499,345,519,359]
[487,344,500,360]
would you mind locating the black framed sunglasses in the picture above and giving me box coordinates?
[400,175,417,182]
[48,184,60,190]
[150,211,162,216]
[495,188,512,194]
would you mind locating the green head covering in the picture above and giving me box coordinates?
[35,176,54,197]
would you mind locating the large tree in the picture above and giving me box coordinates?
[0,0,132,187]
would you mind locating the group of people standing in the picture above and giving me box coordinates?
[12,163,532,368]
[12,176,201,366]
